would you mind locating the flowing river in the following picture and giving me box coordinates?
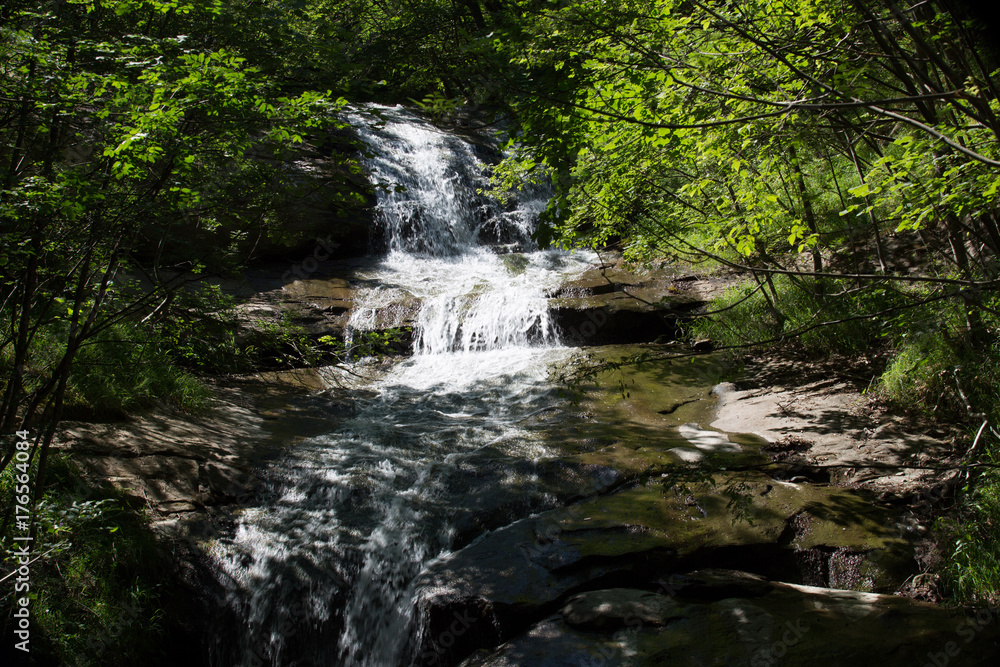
[207,106,596,666]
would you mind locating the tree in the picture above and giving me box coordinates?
[493,0,1000,341]
[0,0,348,504]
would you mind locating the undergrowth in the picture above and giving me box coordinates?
[1,456,171,665]
[691,274,908,355]
[66,323,211,418]
[938,464,1000,605]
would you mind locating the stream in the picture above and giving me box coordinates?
[207,106,596,666]
[196,105,1000,667]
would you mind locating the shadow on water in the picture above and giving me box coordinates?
[203,349,654,666]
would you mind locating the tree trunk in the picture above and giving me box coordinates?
[788,144,824,277]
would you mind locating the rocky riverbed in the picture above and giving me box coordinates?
[54,335,999,665]
[51,250,1000,665]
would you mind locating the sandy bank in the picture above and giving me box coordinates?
[711,356,966,496]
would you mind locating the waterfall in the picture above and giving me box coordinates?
[206,105,593,667]
[345,105,568,356]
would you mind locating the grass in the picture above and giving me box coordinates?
[938,466,1000,605]
[66,323,211,418]
[883,336,1000,605]
[691,274,907,355]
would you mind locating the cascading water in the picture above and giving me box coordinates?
[207,105,594,667]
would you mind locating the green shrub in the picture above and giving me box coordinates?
[879,335,954,407]
[897,336,1000,605]
[938,465,1000,605]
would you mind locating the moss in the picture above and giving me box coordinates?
[542,474,911,577]
[502,253,530,275]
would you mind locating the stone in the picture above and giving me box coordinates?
[461,577,1000,667]
[560,588,684,629]
[417,474,916,663]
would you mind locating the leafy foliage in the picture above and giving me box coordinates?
[486,0,1000,603]
[66,322,210,417]
[1,0,353,475]
[494,0,1000,304]
[939,464,1000,604]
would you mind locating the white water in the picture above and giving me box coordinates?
[208,105,594,666]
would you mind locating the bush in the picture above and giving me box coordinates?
[895,336,1000,605]
[938,465,1000,605]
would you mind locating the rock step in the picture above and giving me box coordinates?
[414,476,920,666]
[458,573,1000,666]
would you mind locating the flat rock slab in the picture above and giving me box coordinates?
[711,374,961,494]
[561,588,685,629]
[460,574,1000,666]
[54,384,346,522]
[551,262,732,305]
[416,477,915,663]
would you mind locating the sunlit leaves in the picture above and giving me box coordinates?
[495,0,1000,287]
[0,0,359,442]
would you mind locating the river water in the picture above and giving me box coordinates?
[207,106,596,666]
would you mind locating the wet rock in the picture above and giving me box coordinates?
[668,423,742,462]
[461,576,1000,667]
[710,381,738,399]
[690,338,714,351]
[158,500,200,514]
[457,615,627,667]
[136,456,201,504]
[416,475,918,663]
[276,277,356,336]
[560,588,684,630]
[546,260,712,346]
[199,461,255,503]
[53,383,341,525]
[666,568,775,601]
[550,305,685,346]
[550,263,720,307]
[440,458,623,550]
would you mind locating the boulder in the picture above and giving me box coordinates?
[560,588,684,630]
